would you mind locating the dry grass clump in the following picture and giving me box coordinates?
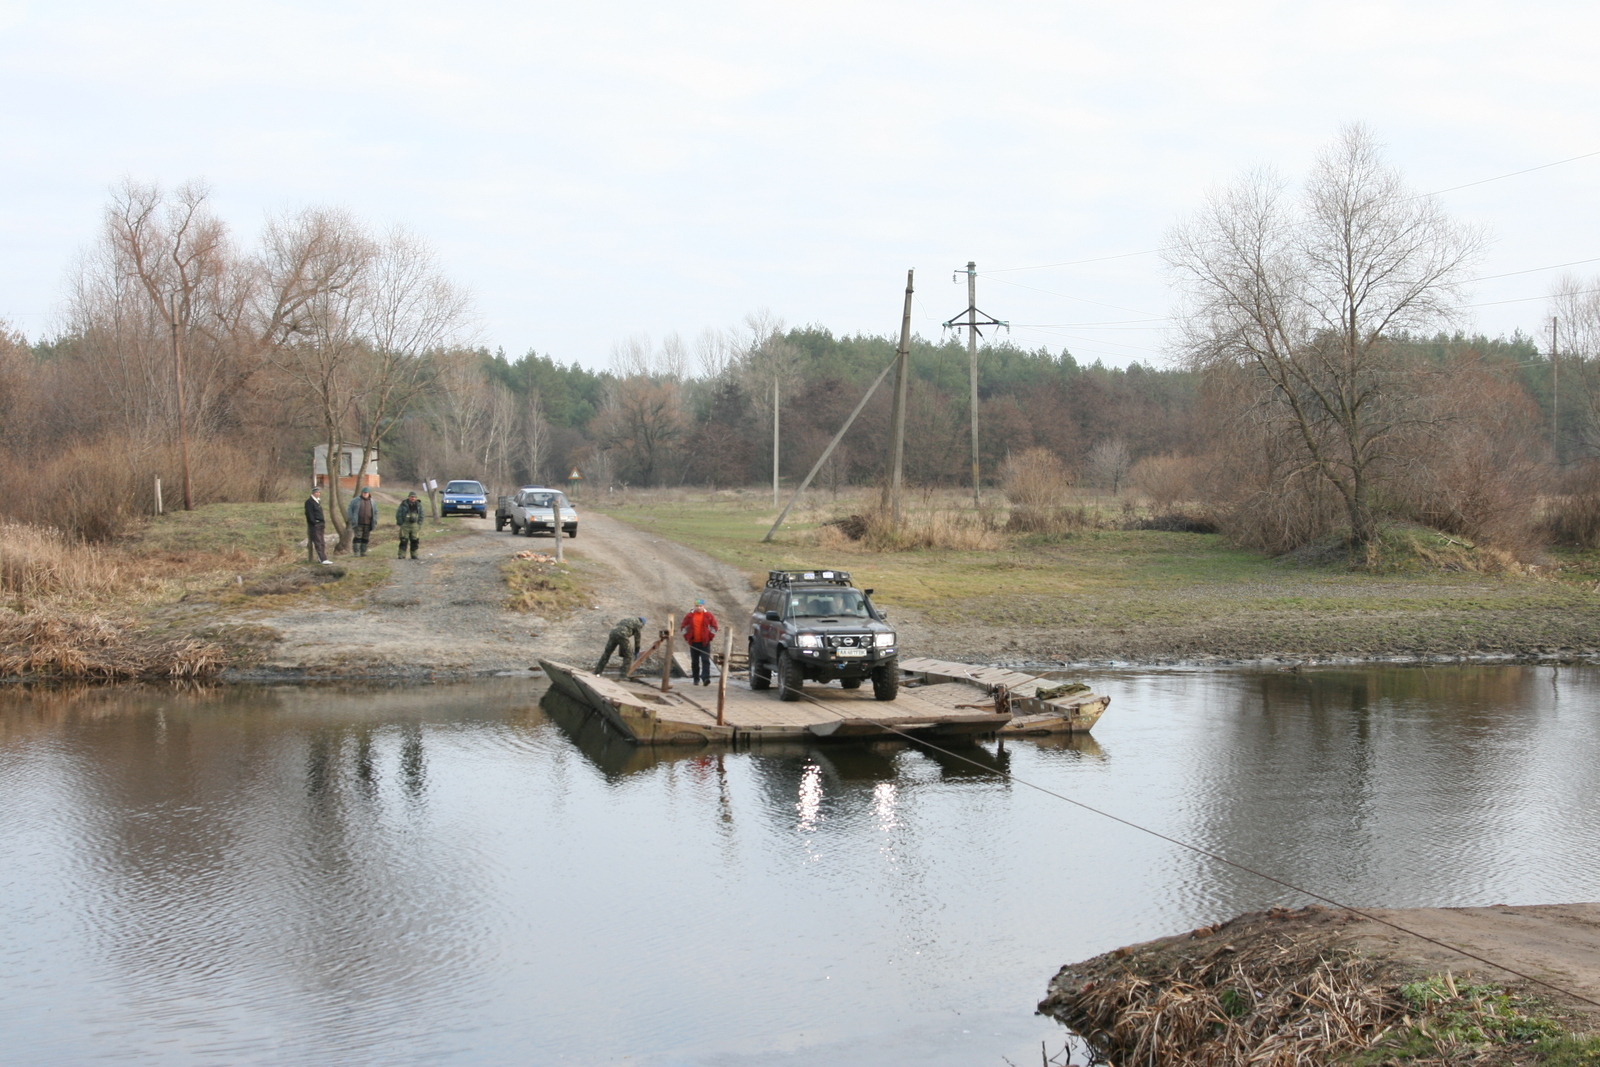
[809,509,1000,552]
[0,612,225,680]
[503,556,591,615]
[0,523,129,600]
[1041,907,1586,1067]
[1046,925,1401,1065]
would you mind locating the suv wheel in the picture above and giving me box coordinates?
[748,642,771,690]
[871,665,898,701]
[777,652,804,701]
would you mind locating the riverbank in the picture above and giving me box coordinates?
[586,490,1600,669]
[7,491,1600,682]
[1040,904,1600,1065]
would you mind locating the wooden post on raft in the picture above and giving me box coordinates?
[662,613,675,692]
[716,625,732,726]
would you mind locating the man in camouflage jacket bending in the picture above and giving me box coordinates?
[595,616,647,675]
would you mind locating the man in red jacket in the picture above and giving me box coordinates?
[680,600,719,686]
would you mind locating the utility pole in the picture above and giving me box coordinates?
[168,294,194,510]
[773,376,780,509]
[880,270,914,527]
[942,263,1005,512]
[1552,317,1560,459]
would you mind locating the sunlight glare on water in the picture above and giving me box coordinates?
[2,666,1599,1065]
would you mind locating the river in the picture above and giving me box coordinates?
[3,665,1598,1065]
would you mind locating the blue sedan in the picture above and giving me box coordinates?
[441,480,488,518]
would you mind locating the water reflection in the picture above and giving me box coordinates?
[3,667,1599,1066]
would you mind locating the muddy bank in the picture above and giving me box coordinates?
[1041,904,1600,1065]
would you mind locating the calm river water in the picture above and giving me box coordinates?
[3,666,1599,1065]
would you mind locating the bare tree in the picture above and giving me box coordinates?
[1086,438,1132,493]
[1549,274,1600,457]
[1167,125,1483,546]
[259,213,469,547]
[523,388,550,486]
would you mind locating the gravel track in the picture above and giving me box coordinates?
[229,512,758,679]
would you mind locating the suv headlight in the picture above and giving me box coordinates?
[874,633,895,648]
[796,634,822,648]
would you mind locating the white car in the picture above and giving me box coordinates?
[501,487,577,538]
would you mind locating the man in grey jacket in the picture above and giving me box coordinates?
[346,486,377,556]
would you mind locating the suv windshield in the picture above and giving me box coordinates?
[786,590,870,618]
[445,481,483,494]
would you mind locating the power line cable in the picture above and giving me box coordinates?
[786,691,1600,1011]
[981,147,1600,277]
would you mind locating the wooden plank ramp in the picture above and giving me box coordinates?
[539,657,1110,746]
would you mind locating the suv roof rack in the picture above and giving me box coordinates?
[766,569,852,588]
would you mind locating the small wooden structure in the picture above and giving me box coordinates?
[313,445,381,490]
[537,656,1109,746]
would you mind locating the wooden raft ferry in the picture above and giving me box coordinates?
[537,655,1109,746]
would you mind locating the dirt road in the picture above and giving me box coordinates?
[230,512,758,678]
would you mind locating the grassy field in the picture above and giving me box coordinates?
[586,487,1600,664]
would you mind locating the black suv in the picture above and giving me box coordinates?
[748,570,898,702]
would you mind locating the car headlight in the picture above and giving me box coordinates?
[874,633,895,648]
[796,634,822,648]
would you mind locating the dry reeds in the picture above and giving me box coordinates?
[1043,916,1406,1066]
[0,612,225,680]
[0,523,128,600]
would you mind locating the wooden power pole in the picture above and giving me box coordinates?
[773,377,780,509]
[881,270,914,526]
[942,263,1005,512]
[168,294,194,510]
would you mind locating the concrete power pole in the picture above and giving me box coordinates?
[773,376,780,509]
[1552,317,1560,459]
[943,263,1005,513]
[881,270,915,527]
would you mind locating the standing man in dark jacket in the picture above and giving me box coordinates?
[304,486,331,565]
[346,486,377,556]
[396,491,425,560]
[594,616,646,675]
[680,600,719,686]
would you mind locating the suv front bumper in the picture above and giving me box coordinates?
[791,646,896,678]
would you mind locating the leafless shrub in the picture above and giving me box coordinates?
[1002,448,1085,533]
[1544,462,1600,547]
[1132,453,1201,511]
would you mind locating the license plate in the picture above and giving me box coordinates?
[835,647,867,658]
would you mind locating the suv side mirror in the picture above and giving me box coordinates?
[879,612,890,621]
[765,611,781,622]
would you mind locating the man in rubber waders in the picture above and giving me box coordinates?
[680,600,719,686]
[396,491,425,560]
[595,616,646,675]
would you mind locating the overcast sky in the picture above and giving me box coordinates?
[1,0,1597,369]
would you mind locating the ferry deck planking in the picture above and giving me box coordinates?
[537,656,1109,746]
